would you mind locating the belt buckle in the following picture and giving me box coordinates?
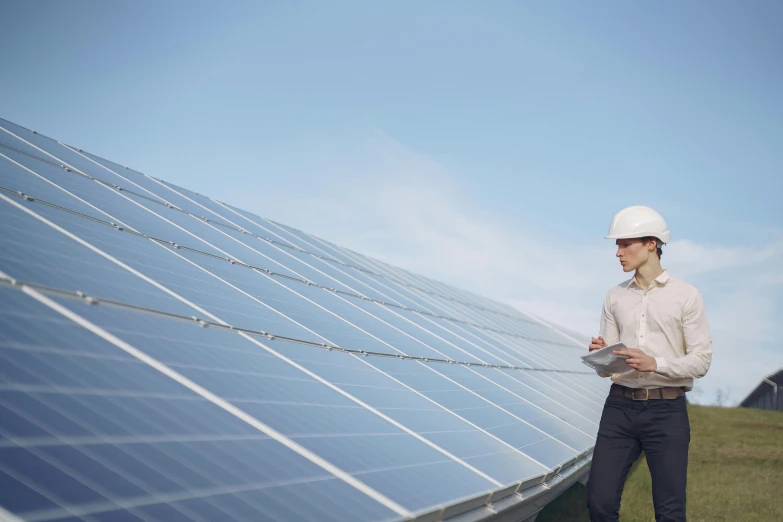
[633,388,649,401]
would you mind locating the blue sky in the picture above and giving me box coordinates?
[1,1,782,405]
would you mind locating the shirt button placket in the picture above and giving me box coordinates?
[640,292,647,347]
[637,291,647,381]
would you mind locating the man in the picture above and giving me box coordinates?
[586,205,712,522]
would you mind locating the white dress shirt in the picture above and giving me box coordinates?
[598,270,712,391]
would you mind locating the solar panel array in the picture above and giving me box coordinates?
[0,117,607,522]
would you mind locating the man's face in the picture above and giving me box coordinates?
[615,238,652,272]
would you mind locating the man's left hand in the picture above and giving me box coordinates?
[613,348,657,372]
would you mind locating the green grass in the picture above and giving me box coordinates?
[537,404,783,522]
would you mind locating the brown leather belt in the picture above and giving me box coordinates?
[610,383,685,401]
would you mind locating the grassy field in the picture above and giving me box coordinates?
[537,404,783,521]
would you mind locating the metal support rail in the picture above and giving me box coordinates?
[0,275,594,376]
[0,183,580,349]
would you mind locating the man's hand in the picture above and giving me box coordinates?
[613,348,657,372]
[589,336,606,352]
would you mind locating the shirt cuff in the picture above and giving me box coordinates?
[654,357,668,375]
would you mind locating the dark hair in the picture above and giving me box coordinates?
[641,236,663,259]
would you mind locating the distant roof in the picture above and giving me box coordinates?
[739,368,783,407]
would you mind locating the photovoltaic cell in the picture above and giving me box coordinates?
[37,294,505,511]
[0,117,606,522]
[0,286,400,522]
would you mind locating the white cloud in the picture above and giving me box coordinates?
[225,129,783,406]
[707,290,778,343]
[664,238,783,280]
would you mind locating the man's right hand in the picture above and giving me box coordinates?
[589,336,606,352]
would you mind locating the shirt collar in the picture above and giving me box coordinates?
[626,269,671,289]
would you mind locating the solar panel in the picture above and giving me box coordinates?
[0,117,607,522]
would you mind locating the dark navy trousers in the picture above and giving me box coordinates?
[586,393,690,521]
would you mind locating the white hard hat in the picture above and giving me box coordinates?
[605,205,670,244]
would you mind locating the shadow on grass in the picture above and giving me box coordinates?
[536,459,644,522]
[535,481,591,522]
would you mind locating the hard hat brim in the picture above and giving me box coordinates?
[605,232,669,243]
